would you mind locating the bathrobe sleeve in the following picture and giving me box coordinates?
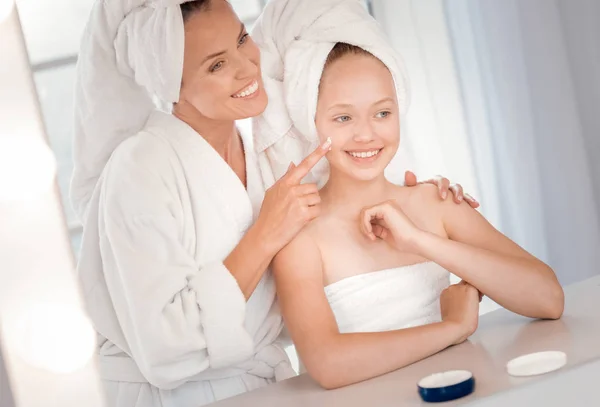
[97,134,254,389]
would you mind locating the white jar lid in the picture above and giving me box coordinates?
[506,351,567,377]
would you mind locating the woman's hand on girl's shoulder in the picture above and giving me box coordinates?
[404,170,479,208]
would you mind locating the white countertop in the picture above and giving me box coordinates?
[212,274,600,406]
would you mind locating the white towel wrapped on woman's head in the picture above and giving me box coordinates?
[252,0,410,188]
[71,0,187,221]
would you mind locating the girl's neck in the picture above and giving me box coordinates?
[320,169,395,217]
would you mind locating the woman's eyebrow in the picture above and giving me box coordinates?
[200,23,246,65]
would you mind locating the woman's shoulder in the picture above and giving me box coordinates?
[100,128,183,208]
[109,129,176,172]
[108,110,188,170]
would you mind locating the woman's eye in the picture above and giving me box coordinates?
[210,61,224,72]
[335,115,351,123]
[376,111,391,118]
[238,33,249,46]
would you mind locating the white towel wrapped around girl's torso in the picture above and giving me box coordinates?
[324,262,450,333]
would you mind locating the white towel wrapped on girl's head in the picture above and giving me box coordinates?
[252,0,410,188]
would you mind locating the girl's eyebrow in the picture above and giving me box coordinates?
[327,103,354,112]
[327,97,395,112]
[373,97,396,105]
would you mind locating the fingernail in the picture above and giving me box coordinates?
[458,195,463,202]
[321,137,332,151]
[442,191,447,199]
[465,193,477,202]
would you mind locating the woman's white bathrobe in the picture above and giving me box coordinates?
[77,110,293,407]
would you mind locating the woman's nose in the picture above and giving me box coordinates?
[235,52,259,80]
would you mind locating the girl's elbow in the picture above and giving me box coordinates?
[538,269,564,319]
[310,368,345,390]
[313,375,342,390]
[544,283,565,320]
[535,262,565,319]
[306,355,346,390]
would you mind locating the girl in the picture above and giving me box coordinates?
[271,42,564,389]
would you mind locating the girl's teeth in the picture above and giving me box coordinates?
[349,149,380,158]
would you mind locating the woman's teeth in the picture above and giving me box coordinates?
[232,80,259,98]
[347,149,382,158]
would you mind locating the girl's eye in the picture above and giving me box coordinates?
[335,115,351,123]
[376,111,391,118]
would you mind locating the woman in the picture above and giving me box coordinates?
[263,8,565,390]
[72,0,475,406]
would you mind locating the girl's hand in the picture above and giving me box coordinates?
[359,200,424,252]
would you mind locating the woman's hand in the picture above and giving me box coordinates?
[404,171,479,208]
[254,138,332,255]
[440,281,480,345]
[359,200,424,252]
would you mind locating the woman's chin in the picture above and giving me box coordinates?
[230,90,268,120]
[251,91,269,115]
